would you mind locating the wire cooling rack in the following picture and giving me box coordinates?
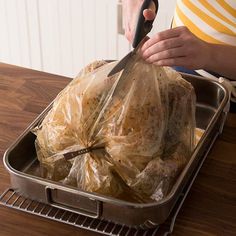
[0,132,217,236]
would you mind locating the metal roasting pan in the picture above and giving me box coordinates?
[3,73,230,228]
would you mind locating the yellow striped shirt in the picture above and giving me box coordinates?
[172,0,236,46]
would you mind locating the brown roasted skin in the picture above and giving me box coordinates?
[34,55,196,202]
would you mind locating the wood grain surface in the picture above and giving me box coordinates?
[0,63,235,236]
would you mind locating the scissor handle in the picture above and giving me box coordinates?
[132,0,159,48]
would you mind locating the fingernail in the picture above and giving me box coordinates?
[143,54,150,61]
[140,48,144,55]
[141,43,147,51]
[142,52,147,58]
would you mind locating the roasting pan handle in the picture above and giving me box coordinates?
[45,186,102,219]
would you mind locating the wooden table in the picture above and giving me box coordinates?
[0,63,235,236]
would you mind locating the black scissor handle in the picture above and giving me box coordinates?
[132,0,159,48]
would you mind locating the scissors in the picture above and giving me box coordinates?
[108,0,159,77]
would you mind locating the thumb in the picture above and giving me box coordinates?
[143,1,156,21]
[143,9,156,21]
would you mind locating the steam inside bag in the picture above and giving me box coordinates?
[34,55,197,203]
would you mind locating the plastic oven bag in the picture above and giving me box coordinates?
[34,54,196,203]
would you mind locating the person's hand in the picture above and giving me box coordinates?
[122,0,156,43]
[141,26,211,70]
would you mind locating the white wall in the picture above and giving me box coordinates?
[0,0,176,78]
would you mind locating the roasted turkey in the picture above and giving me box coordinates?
[34,54,196,202]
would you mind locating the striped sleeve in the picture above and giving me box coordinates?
[173,0,236,46]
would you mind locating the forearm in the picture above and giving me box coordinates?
[205,44,236,80]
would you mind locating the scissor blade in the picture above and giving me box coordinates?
[107,51,133,77]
